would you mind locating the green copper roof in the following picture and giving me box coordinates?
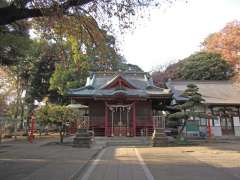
[68,72,171,99]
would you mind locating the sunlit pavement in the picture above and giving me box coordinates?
[137,145,240,180]
[79,144,240,180]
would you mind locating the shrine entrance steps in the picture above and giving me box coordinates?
[94,136,151,147]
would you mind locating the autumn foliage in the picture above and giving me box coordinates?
[202,20,240,66]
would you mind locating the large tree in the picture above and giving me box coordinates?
[202,20,240,66]
[176,52,233,80]
[0,0,171,26]
[0,21,31,65]
[152,52,233,86]
[1,0,176,66]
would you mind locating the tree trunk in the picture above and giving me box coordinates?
[20,101,25,130]
[25,102,34,138]
[178,119,187,140]
[60,130,64,144]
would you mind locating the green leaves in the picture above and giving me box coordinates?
[0,23,32,65]
[49,61,88,96]
[168,84,205,131]
[152,51,233,85]
[176,52,233,80]
[35,104,77,125]
[179,84,205,110]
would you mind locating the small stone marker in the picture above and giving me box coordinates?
[73,128,92,148]
[152,128,168,147]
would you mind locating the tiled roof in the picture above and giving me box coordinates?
[167,80,240,105]
[68,72,171,98]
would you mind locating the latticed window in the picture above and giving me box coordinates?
[136,102,151,122]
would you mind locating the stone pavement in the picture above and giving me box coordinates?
[1,137,240,180]
[79,147,150,180]
[138,145,240,180]
[0,136,103,180]
[79,144,240,180]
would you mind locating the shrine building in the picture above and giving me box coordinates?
[68,72,171,136]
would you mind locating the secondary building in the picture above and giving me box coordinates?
[167,80,240,137]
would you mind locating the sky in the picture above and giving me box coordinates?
[119,0,240,72]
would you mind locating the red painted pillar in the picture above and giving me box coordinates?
[207,112,212,141]
[105,102,108,136]
[133,102,136,136]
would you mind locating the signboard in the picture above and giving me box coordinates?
[186,121,199,132]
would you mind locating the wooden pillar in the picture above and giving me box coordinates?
[104,102,108,136]
[132,102,136,136]
[150,100,153,127]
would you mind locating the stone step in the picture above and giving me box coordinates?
[94,137,151,146]
[106,140,150,146]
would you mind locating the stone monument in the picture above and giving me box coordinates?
[73,128,92,148]
[152,128,168,146]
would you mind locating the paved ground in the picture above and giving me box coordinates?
[138,144,240,180]
[79,143,240,180]
[1,138,240,180]
[0,137,102,180]
[79,147,151,180]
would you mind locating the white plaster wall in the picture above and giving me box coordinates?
[233,117,240,136]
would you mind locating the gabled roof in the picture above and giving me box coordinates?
[166,80,240,105]
[100,74,137,89]
[68,72,171,99]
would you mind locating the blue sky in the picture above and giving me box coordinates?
[120,0,240,72]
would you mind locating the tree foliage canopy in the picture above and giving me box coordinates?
[152,52,233,86]
[202,20,240,66]
[35,104,78,125]
[0,22,31,65]
[176,52,233,80]
[0,0,171,27]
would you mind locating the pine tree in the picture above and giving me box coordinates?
[168,84,205,139]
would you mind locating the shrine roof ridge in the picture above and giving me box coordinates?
[67,71,171,98]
